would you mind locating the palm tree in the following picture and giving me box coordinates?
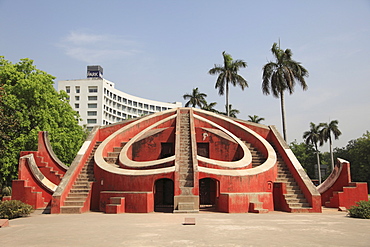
[201,101,220,113]
[303,122,324,184]
[183,88,207,108]
[320,120,342,170]
[248,115,265,124]
[209,51,248,117]
[262,42,308,141]
[222,104,239,118]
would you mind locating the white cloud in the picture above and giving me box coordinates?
[57,31,142,63]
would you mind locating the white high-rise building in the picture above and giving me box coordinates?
[58,65,182,131]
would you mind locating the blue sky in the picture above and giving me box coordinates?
[1,0,369,149]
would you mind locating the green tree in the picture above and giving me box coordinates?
[221,104,240,118]
[201,101,220,113]
[303,122,324,183]
[289,141,317,180]
[320,120,341,170]
[0,57,87,187]
[334,131,370,191]
[248,115,265,123]
[183,88,207,108]
[262,42,308,141]
[209,51,248,117]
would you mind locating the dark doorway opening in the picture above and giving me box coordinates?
[197,143,210,158]
[154,178,174,213]
[199,178,218,211]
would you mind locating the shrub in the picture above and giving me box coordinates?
[2,186,12,196]
[348,200,370,219]
[0,200,33,219]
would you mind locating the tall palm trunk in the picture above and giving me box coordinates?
[329,136,334,170]
[226,82,229,117]
[315,143,322,184]
[280,91,287,141]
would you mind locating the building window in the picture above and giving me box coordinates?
[138,103,143,108]
[133,101,137,107]
[87,127,93,131]
[88,111,97,116]
[156,106,161,111]
[123,98,127,104]
[128,100,132,106]
[88,103,97,108]
[66,86,70,93]
[88,86,98,93]
[144,104,148,109]
[75,86,80,93]
[150,105,155,110]
[75,96,80,101]
[75,103,79,108]
[88,96,98,100]
[87,119,97,124]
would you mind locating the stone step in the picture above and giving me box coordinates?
[180,180,194,187]
[65,196,87,201]
[60,206,82,214]
[72,184,90,190]
[179,168,193,173]
[64,201,85,207]
[284,193,305,199]
[104,157,118,163]
[107,152,120,157]
[286,185,300,190]
[70,188,90,193]
[178,202,195,211]
[180,187,193,195]
[287,202,310,208]
[180,173,194,180]
[113,147,123,152]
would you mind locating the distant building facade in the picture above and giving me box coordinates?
[58,65,182,130]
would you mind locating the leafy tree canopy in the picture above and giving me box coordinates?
[0,57,87,187]
[248,115,265,123]
[289,141,317,179]
[334,131,370,190]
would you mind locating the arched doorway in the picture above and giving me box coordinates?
[199,178,218,210]
[154,178,174,212]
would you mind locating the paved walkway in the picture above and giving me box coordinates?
[1,208,369,246]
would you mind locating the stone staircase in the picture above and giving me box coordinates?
[36,156,64,184]
[275,155,311,212]
[104,142,126,167]
[60,142,100,214]
[174,111,198,213]
[244,142,265,167]
[324,182,361,208]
